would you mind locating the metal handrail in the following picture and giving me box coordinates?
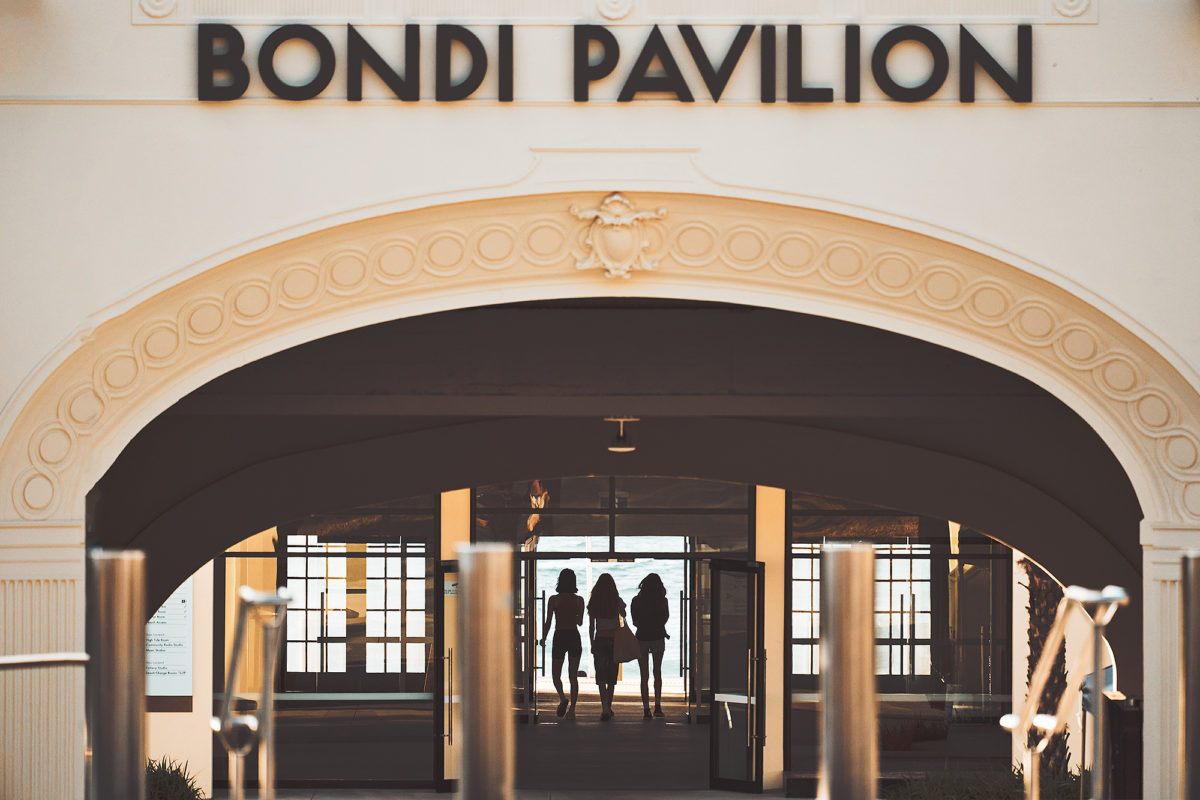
[1000,584,1128,800]
[211,586,291,800]
[0,652,89,669]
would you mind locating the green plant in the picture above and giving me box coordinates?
[1020,557,1072,777]
[145,756,203,800]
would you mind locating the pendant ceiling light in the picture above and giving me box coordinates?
[604,417,639,453]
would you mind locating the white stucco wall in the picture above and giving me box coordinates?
[1,1,1199,422]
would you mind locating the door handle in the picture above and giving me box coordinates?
[443,647,453,744]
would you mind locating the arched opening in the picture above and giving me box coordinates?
[88,300,1141,790]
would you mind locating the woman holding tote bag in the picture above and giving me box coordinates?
[587,573,627,721]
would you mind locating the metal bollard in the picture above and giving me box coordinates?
[459,544,515,800]
[1184,552,1200,800]
[818,543,878,800]
[85,549,147,800]
[212,586,290,800]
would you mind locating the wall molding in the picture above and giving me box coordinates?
[0,191,1197,529]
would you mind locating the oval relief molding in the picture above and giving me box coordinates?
[3,192,1198,525]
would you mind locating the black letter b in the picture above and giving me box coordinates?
[198,24,250,101]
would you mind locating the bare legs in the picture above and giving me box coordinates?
[551,651,582,718]
[567,651,580,716]
[599,680,615,719]
[551,653,568,716]
[638,649,665,717]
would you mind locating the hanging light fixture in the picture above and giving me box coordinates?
[604,417,639,453]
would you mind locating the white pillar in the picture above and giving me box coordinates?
[1141,521,1200,799]
[756,485,786,791]
[0,519,87,800]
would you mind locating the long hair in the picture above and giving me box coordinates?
[587,573,622,617]
[637,572,666,599]
[556,568,577,594]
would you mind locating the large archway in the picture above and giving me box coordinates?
[3,192,1199,796]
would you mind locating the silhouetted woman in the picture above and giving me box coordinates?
[539,568,584,718]
[587,572,627,720]
[631,572,670,718]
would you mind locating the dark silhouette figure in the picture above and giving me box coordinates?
[587,573,627,720]
[540,568,584,718]
[631,572,670,719]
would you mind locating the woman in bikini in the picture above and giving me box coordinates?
[540,568,584,718]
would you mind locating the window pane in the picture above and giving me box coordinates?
[307,579,324,608]
[795,589,811,613]
[386,642,403,673]
[892,559,910,580]
[915,645,931,675]
[366,557,385,578]
[307,557,326,578]
[406,580,425,609]
[387,557,403,577]
[366,579,384,608]
[794,644,811,674]
[875,645,889,675]
[326,643,346,673]
[366,642,384,673]
[286,609,304,639]
[407,611,426,638]
[287,557,305,577]
[406,557,425,577]
[386,610,402,637]
[326,610,346,638]
[915,613,931,639]
[406,643,427,673]
[307,642,321,673]
[366,610,384,637]
[387,579,403,606]
[307,610,321,639]
[795,559,811,580]
[287,641,305,672]
[912,560,931,580]
[326,580,346,609]
[287,578,305,609]
[327,558,346,579]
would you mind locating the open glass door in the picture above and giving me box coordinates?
[435,559,460,791]
[710,559,765,792]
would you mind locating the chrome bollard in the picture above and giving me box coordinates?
[1184,552,1200,800]
[1001,585,1127,800]
[459,544,515,800]
[817,543,878,800]
[85,549,147,800]
[212,586,290,800]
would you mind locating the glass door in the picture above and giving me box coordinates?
[710,559,765,792]
[435,560,460,791]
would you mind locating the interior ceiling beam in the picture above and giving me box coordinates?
[169,392,1057,418]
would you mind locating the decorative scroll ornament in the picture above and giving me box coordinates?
[570,193,667,279]
[1053,0,1090,17]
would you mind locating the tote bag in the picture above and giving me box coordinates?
[613,619,640,663]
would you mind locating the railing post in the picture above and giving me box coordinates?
[818,543,877,800]
[459,544,514,800]
[1183,552,1200,800]
[85,549,147,800]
